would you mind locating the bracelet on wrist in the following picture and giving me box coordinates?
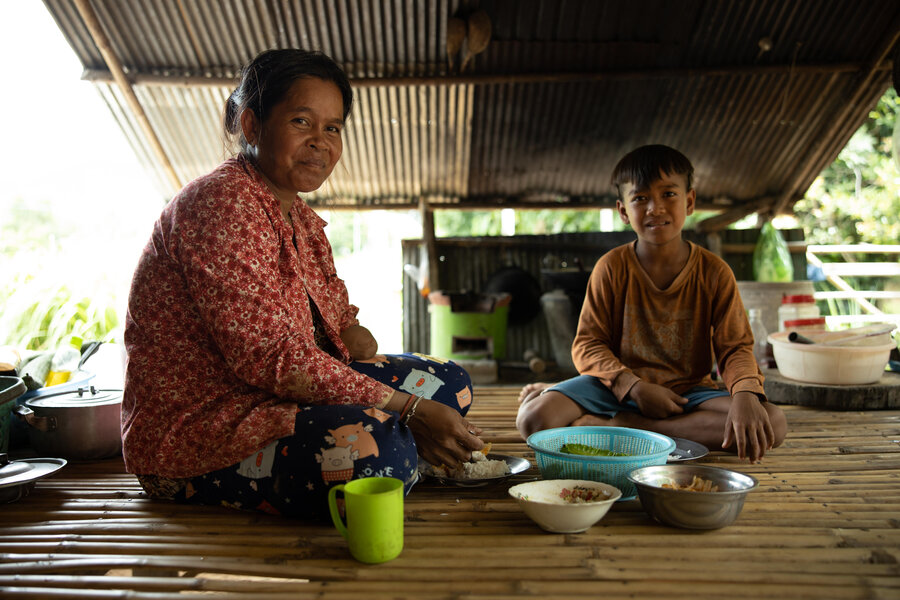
[399,394,416,418]
[400,395,422,426]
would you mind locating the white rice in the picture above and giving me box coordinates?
[423,450,510,480]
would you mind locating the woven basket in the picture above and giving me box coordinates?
[526,426,675,500]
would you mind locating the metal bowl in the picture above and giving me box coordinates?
[627,464,758,529]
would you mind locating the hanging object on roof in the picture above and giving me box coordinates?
[461,9,492,73]
[447,17,466,71]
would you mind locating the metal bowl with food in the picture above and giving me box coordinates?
[627,464,758,529]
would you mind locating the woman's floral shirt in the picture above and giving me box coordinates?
[122,155,393,477]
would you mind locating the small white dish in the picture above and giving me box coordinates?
[508,479,621,533]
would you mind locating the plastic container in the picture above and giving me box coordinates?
[0,376,27,452]
[526,426,675,500]
[783,317,826,331]
[45,346,81,387]
[778,294,819,331]
[767,330,894,385]
[737,281,815,338]
[748,308,771,368]
[427,291,511,359]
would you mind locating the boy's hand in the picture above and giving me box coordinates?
[723,391,775,462]
[628,381,689,419]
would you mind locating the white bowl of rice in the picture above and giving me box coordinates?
[508,479,622,533]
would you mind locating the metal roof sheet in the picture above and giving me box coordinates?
[43,0,900,226]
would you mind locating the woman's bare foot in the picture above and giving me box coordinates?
[518,382,553,404]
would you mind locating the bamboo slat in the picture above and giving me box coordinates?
[1,392,899,599]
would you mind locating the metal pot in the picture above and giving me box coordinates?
[0,452,66,503]
[13,386,122,460]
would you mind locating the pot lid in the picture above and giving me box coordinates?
[24,386,122,409]
[0,453,67,489]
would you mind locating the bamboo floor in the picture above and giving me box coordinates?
[1,386,899,599]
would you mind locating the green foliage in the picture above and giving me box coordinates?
[792,86,900,319]
[0,197,63,255]
[435,210,503,236]
[436,208,613,236]
[514,209,607,234]
[1,273,120,351]
[794,87,900,246]
[0,197,122,352]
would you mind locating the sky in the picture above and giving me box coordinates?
[0,3,176,345]
[0,2,162,219]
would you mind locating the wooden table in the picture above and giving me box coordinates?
[1,386,899,599]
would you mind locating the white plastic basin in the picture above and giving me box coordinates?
[768,330,894,385]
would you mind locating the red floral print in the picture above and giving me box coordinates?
[123,156,393,478]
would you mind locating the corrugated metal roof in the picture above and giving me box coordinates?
[43,0,900,225]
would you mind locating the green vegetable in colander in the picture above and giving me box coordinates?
[559,443,629,457]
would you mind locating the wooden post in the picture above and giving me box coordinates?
[706,231,722,257]
[419,197,440,294]
[74,0,182,192]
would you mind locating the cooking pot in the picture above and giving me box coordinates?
[13,386,122,460]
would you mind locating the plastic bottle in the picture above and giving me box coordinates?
[45,345,81,387]
[778,294,820,331]
[748,308,771,368]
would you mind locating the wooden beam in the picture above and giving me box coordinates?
[310,195,731,212]
[81,60,890,88]
[73,0,182,192]
[695,196,775,233]
[721,241,808,254]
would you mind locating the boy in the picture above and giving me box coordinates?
[516,145,786,462]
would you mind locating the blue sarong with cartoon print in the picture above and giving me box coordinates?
[172,353,472,520]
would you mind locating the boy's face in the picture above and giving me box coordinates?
[616,170,695,248]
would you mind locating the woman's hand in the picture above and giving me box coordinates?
[406,398,484,468]
[723,391,775,462]
[340,325,378,360]
[628,381,689,419]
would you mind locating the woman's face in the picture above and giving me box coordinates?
[244,77,345,201]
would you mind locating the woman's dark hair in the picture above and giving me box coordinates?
[610,145,694,198]
[223,48,353,154]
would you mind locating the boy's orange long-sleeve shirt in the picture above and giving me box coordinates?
[572,241,765,402]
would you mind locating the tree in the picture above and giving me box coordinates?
[793,87,900,246]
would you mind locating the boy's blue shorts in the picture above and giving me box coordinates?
[546,375,729,417]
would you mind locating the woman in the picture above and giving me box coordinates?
[122,48,483,519]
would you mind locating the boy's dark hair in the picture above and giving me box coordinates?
[223,48,354,155]
[611,145,694,199]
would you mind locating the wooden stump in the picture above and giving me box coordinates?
[763,368,900,409]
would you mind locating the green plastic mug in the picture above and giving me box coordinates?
[328,477,404,563]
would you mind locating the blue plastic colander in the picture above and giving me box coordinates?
[526,426,676,500]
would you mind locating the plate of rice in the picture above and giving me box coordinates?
[667,438,709,462]
[419,449,531,487]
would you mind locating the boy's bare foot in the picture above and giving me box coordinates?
[518,382,552,404]
[573,412,645,428]
[571,413,609,426]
